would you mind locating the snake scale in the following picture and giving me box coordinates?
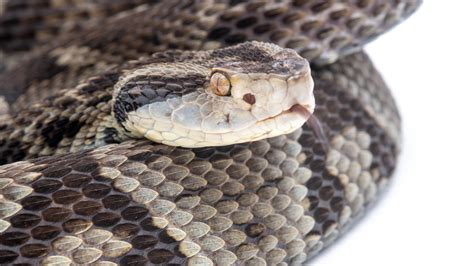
[0,1,420,265]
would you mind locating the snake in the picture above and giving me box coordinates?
[0,0,420,265]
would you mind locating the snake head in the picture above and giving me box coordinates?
[113,41,315,147]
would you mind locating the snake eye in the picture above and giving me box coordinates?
[210,72,231,96]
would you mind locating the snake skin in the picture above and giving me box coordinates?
[1,0,420,104]
[0,0,419,265]
[0,0,156,52]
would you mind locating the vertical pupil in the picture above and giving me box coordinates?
[217,77,222,93]
[217,75,227,95]
[212,73,229,95]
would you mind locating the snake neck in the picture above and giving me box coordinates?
[0,77,129,165]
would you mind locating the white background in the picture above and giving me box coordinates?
[312,1,474,265]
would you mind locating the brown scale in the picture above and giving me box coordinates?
[314,52,400,178]
[190,134,316,264]
[207,0,421,64]
[297,53,399,257]
[325,52,401,140]
[0,0,420,105]
[0,68,120,164]
[0,133,324,264]
[0,151,189,265]
[0,0,419,265]
[0,0,155,52]
[2,53,402,264]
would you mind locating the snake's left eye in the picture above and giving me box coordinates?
[210,72,231,96]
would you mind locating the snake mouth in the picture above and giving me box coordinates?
[247,102,314,139]
[262,103,329,152]
[289,104,313,120]
[259,103,313,124]
[288,104,330,152]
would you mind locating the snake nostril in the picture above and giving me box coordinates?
[243,93,256,105]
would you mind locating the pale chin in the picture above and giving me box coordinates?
[142,113,308,148]
[127,104,313,148]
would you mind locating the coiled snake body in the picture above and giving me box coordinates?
[0,1,420,265]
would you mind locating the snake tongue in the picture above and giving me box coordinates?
[289,104,312,120]
[291,104,330,152]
